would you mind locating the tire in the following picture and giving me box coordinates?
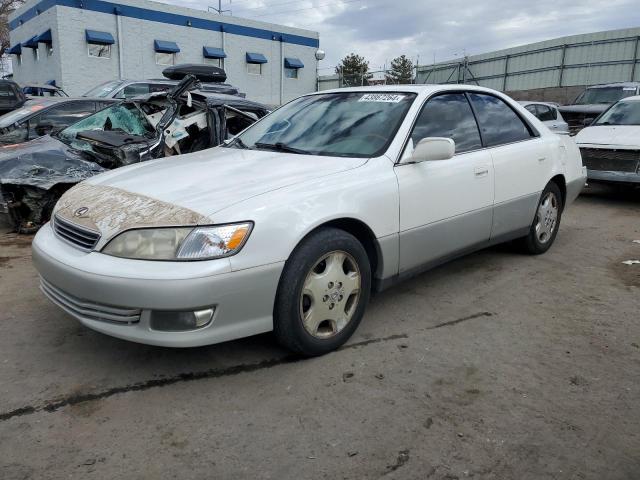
[274,227,372,356]
[517,181,563,255]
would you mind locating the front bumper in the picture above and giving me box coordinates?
[32,223,284,347]
[587,169,640,185]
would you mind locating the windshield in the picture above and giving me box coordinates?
[0,102,48,128]
[595,100,640,126]
[83,80,124,98]
[228,92,416,157]
[57,102,155,148]
[573,87,637,105]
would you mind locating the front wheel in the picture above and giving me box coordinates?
[274,228,371,356]
[518,182,563,254]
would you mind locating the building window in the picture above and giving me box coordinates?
[156,52,175,66]
[47,45,53,56]
[247,63,262,75]
[205,57,221,68]
[88,43,111,58]
[33,48,39,61]
[285,68,298,79]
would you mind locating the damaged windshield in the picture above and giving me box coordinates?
[57,102,155,147]
[595,100,640,126]
[228,92,416,157]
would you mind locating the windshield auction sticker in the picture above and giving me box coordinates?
[358,93,405,103]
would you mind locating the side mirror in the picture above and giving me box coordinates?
[409,137,455,163]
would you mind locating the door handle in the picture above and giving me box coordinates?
[474,166,489,177]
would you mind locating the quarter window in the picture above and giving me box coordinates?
[88,43,111,58]
[468,93,533,147]
[409,93,482,154]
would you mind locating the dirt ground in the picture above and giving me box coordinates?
[0,185,638,480]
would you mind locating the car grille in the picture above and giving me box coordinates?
[53,214,101,251]
[40,277,141,325]
[579,148,640,173]
[562,112,598,135]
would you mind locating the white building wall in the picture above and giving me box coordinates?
[8,0,319,105]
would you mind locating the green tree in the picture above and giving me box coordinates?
[385,55,414,84]
[336,53,371,87]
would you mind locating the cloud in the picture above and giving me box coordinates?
[161,0,640,73]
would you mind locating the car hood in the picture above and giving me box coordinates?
[0,135,105,189]
[575,125,640,148]
[54,147,368,240]
[558,104,609,115]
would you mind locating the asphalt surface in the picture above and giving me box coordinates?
[0,185,638,479]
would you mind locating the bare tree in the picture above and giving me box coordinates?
[0,0,24,56]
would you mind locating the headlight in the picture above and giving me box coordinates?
[102,223,253,261]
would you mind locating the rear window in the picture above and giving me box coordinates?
[0,84,17,99]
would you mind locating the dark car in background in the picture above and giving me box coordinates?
[0,79,27,115]
[0,97,116,145]
[559,82,640,134]
[0,75,268,231]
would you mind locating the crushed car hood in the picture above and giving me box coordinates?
[575,125,640,148]
[57,147,368,237]
[0,135,105,189]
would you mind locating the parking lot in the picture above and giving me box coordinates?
[0,185,638,479]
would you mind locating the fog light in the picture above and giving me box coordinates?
[150,308,215,331]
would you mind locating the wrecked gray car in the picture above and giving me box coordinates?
[0,75,269,232]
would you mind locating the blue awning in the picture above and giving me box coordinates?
[85,29,115,45]
[35,29,52,44]
[246,52,267,64]
[284,57,304,69]
[154,40,180,53]
[203,46,226,59]
[7,44,22,55]
[21,36,39,49]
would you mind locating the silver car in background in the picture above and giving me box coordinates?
[519,101,569,133]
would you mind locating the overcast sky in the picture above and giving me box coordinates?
[167,0,640,74]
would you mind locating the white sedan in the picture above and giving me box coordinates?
[32,85,586,356]
[575,95,640,185]
[519,101,569,133]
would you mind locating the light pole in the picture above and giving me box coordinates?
[315,49,325,92]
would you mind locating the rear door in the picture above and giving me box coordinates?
[395,92,494,273]
[467,92,551,239]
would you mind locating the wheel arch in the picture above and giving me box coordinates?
[549,174,567,210]
[293,217,383,289]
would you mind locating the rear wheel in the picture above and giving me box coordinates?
[274,228,371,356]
[518,181,563,254]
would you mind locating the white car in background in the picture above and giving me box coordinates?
[575,95,640,185]
[32,85,586,356]
[519,101,569,133]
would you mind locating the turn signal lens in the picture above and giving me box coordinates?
[176,223,253,260]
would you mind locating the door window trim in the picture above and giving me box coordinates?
[395,90,486,164]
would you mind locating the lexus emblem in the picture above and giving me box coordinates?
[74,207,89,217]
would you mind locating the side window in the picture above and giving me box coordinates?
[536,105,556,122]
[525,104,537,116]
[29,102,96,137]
[468,93,534,147]
[409,93,482,154]
[149,84,172,94]
[115,83,151,99]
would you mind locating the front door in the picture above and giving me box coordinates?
[395,92,494,274]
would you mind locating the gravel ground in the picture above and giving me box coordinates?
[0,185,638,480]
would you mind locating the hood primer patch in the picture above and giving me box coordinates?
[54,183,211,242]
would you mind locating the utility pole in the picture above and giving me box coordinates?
[208,0,230,15]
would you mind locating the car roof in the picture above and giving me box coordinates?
[25,96,117,104]
[310,84,514,97]
[518,101,558,107]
